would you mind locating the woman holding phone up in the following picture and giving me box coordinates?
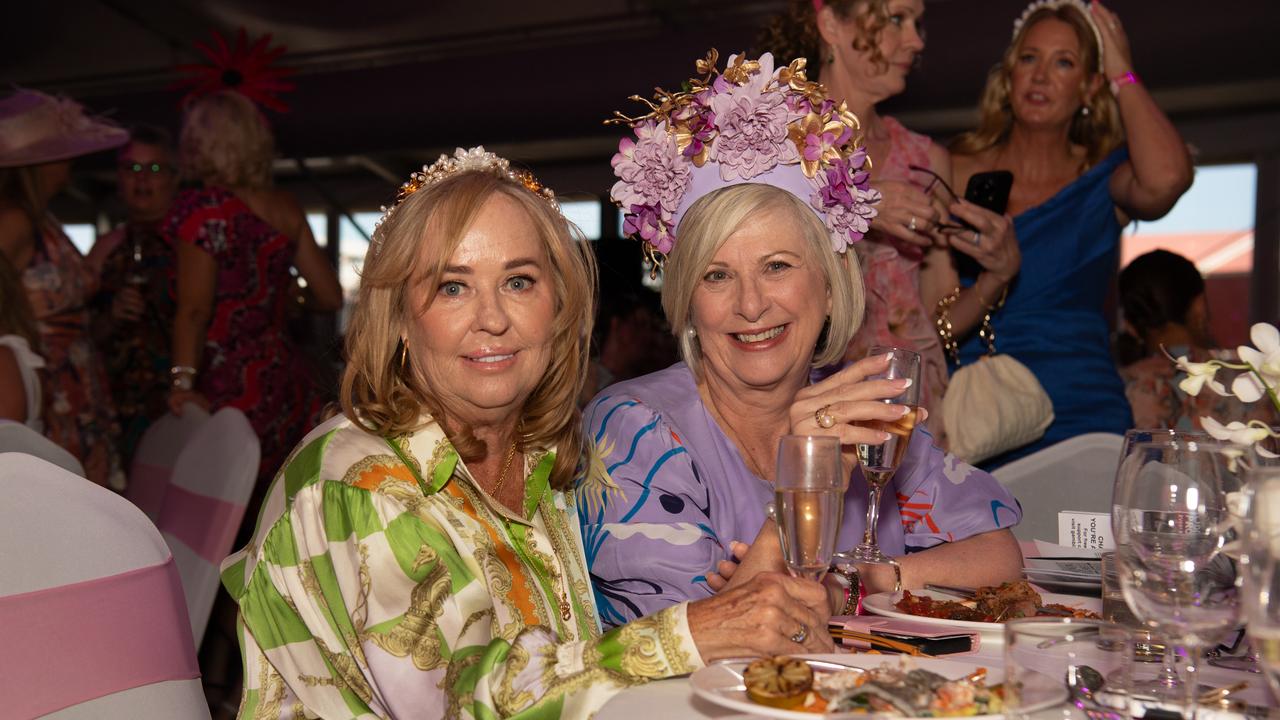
[948,0,1191,466]
[763,0,1020,447]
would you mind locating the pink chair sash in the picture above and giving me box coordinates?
[0,557,200,718]
[159,484,246,564]
[126,462,171,519]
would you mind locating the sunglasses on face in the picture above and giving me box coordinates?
[119,162,173,175]
[908,164,974,233]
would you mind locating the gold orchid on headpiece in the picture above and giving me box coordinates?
[371,146,557,256]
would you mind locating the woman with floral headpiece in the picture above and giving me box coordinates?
[0,88,128,486]
[946,0,1192,466]
[761,0,1023,448]
[221,148,838,719]
[584,51,1023,629]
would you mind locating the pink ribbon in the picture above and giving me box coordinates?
[159,484,246,564]
[0,557,199,718]
[126,462,171,519]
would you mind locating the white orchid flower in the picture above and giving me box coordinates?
[1236,322,1280,402]
[1200,417,1273,446]
[1175,355,1227,396]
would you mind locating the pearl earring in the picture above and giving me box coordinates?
[1080,105,1091,116]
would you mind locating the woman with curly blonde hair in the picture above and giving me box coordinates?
[946,0,1192,466]
[220,149,838,719]
[166,89,341,488]
[761,0,1021,448]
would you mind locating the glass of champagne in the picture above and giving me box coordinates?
[1240,466,1280,698]
[837,346,920,566]
[772,435,847,581]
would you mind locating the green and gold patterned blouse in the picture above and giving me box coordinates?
[220,413,703,719]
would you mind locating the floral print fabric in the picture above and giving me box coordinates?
[222,413,701,719]
[23,219,120,485]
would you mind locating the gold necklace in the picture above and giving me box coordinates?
[490,440,519,497]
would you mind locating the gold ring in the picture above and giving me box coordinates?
[790,624,809,644]
[815,405,836,429]
[908,215,917,232]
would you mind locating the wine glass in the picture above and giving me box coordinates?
[1239,466,1280,699]
[772,435,847,581]
[1113,438,1239,718]
[835,346,920,567]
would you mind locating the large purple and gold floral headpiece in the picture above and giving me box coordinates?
[607,49,880,265]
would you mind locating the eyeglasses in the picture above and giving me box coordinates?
[908,164,973,232]
[119,162,173,175]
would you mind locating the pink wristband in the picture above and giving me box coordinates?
[1110,71,1140,95]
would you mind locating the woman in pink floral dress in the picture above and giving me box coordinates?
[764,0,1022,446]
[0,89,129,486]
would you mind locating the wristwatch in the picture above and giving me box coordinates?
[829,564,862,616]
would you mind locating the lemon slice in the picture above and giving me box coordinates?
[744,656,814,710]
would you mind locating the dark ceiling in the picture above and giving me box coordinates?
[6,0,1280,215]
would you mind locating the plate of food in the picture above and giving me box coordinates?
[690,654,1011,719]
[861,581,1102,645]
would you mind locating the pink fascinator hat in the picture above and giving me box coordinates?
[607,49,880,266]
[0,89,129,168]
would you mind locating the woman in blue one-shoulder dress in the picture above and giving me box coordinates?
[938,0,1192,468]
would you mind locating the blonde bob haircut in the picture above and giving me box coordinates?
[661,183,864,380]
[340,170,597,491]
[179,90,275,189]
[950,5,1122,168]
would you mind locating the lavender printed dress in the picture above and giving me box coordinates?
[579,363,1022,628]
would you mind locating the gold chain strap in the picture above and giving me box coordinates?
[977,286,1009,356]
[934,287,961,364]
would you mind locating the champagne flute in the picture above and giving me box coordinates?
[772,435,847,581]
[1241,466,1280,700]
[1113,438,1238,718]
[836,346,920,567]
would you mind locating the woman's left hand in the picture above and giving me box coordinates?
[708,520,784,592]
[940,201,1020,284]
[1090,0,1134,77]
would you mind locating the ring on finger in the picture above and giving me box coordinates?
[908,215,917,232]
[790,624,809,644]
[815,404,836,429]
[971,230,981,245]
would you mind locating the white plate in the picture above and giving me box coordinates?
[689,654,1005,720]
[861,589,1103,645]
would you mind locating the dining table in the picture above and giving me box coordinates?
[596,589,1273,720]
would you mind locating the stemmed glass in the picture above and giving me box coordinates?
[1241,466,1280,699]
[772,435,847,581]
[1113,438,1239,718]
[835,346,921,567]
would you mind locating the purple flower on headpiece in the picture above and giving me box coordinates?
[610,120,690,215]
[810,156,880,252]
[707,53,800,181]
[623,204,675,255]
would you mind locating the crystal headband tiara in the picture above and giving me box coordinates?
[1012,0,1105,73]
[606,49,880,266]
[371,146,557,256]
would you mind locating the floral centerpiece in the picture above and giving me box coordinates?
[1172,322,1280,462]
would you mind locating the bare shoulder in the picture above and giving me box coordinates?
[925,142,952,178]
[948,147,997,191]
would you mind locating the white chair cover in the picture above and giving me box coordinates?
[992,432,1124,543]
[0,454,209,719]
[127,403,210,521]
[158,406,259,647]
[0,419,85,477]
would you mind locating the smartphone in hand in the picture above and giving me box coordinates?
[964,170,1013,216]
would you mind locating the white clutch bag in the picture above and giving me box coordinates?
[943,353,1054,465]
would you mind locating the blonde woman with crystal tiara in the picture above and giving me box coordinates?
[761,0,1022,448]
[946,0,1192,466]
[221,148,839,719]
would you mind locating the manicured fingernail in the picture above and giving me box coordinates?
[880,431,891,442]
[899,405,911,417]
[897,378,913,388]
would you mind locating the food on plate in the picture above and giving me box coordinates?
[743,657,1003,716]
[744,656,816,710]
[894,580,1100,622]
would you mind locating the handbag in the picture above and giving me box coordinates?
[938,290,1053,465]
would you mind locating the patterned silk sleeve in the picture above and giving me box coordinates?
[222,422,701,720]
[893,427,1023,551]
[579,395,722,629]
